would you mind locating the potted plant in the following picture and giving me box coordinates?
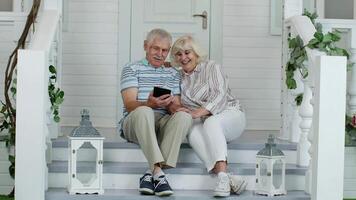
[345,114,356,146]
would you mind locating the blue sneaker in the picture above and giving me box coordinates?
[153,175,173,196]
[139,173,154,195]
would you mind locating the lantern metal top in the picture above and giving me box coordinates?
[257,134,284,157]
[70,109,102,137]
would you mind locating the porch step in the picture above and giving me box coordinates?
[46,189,310,200]
[48,161,307,191]
[51,135,298,164]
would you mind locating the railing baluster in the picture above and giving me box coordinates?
[348,48,356,115]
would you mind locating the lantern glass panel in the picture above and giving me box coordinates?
[76,142,97,185]
[273,159,283,189]
[260,160,268,187]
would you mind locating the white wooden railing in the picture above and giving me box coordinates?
[283,15,347,200]
[15,5,62,200]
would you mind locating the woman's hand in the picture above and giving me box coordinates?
[176,107,191,113]
[190,108,211,119]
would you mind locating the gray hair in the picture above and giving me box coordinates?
[145,28,172,45]
[170,35,207,66]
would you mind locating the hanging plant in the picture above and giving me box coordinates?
[0,0,42,197]
[285,9,351,106]
[48,65,65,122]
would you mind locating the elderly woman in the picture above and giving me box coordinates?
[170,35,247,197]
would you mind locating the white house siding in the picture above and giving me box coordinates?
[344,147,356,198]
[61,0,119,128]
[0,21,17,104]
[60,0,282,131]
[222,0,282,130]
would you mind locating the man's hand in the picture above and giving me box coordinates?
[147,93,174,108]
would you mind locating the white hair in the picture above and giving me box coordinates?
[170,35,207,66]
[145,28,172,45]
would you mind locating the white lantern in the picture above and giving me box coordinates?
[255,134,286,196]
[68,109,105,195]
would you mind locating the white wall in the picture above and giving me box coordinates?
[222,0,282,130]
[0,20,18,103]
[60,0,282,131]
[61,0,118,128]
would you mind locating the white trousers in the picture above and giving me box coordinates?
[187,108,246,172]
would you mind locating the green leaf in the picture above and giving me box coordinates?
[295,94,303,106]
[55,98,64,105]
[49,65,56,74]
[286,78,297,89]
[54,115,60,123]
[322,34,332,43]
[10,87,16,95]
[308,38,319,46]
[314,32,323,41]
[59,91,64,98]
[330,31,341,41]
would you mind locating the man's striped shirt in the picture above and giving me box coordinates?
[120,58,181,119]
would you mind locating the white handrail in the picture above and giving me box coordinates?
[284,15,347,200]
[15,9,61,200]
[30,10,60,51]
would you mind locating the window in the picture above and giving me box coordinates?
[0,0,13,12]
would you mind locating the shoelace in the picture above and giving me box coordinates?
[141,174,152,183]
[154,177,168,189]
[216,176,229,190]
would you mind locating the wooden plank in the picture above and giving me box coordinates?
[229,78,280,89]
[224,0,269,6]
[66,22,118,33]
[62,64,117,75]
[224,5,269,17]
[223,47,281,59]
[61,106,116,118]
[224,68,280,79]
[61,74,117,86]
[223,37,281,48]
[63,33,118,44]
[61,117,116,127]
[62,54,117,65]
[224,26,271,37]
[231,88,281,99]
[68,13,118,23]
[223,58,281,69]
[62,95,116,107]
[63,43,117,54]
[69,2,118,13]
[61,85,117,96]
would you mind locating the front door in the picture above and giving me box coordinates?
[130,0,210,62]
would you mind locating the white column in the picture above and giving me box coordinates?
[312,56,347,200]
[348,48,356,115]
[16,50,47,200]
[289,71,304,142]
[297,78,312,167]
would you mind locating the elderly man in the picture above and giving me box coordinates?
[119,28,192,196]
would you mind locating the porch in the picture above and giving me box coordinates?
[0,0,355,199]
[46,131,309,200]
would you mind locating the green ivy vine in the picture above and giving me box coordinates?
[48,65,64,123]
[285,10,351,105]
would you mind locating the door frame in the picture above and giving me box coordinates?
[117,0,223,120]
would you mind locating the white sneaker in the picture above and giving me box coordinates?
[213,172,231,197]
[229,175,247,195]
